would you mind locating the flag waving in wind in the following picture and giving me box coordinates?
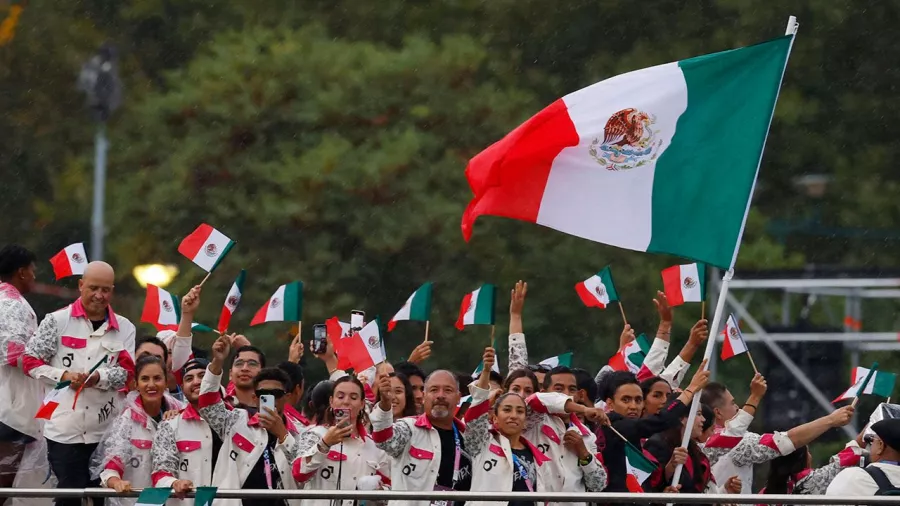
[218,270,246,333]
[624,441,656,492]
[720,314,748,361]
[461,36,794,270]
[456,284,496,330]
[341,319,386,371]
[141,285,180,332]
[388,283,433,331]
[661,262,706,306]
[833,365,896,403]
[178,223,235,272]
[50,243,88,280]
[251,281,303,326]
[575,266,619,309]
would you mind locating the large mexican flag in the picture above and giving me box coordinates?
[461,36,794,269]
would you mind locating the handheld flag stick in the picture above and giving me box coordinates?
[851,362,879,408]
[199,271,212,287]
[424,320,430,342]
[618,303,628,326]
[746,350,759,375]
[701,301,706,320]
[607,422,629,443]
[490,324,496,346]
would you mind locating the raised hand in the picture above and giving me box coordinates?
[322,421,353,446]
[749,373,767,399]
[377,372,393,411]
[618,324,635,349]
[688,319,709,346]
[686,359,711,393]
[288,333,304,364]
[477,347,496,389]
[181,285,202,315]
[654,290,673,324]
[229,333,251,349]
[510,280,528,316]
[408,340,433,364]
[211,333,232,370]
[828,405,855,427]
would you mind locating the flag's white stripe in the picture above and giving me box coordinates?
[192,228,231,271]
[539,356,560,368]
[852,367,878,395]
[392,292,415,322]
[462,288,481,325]
[582,275,609,305]
[266,285,287,322]
[359,321,384,365]
[158,288,178,326]
[725,316,747,354]
[679,263,702,302]
[536,62,687,251]
[64,243,88,275]
[224,283,242,312]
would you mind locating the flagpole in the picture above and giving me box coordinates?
[746,349,759,375]
[199,271,212,287]
[618,302,628,325]
[701,301,706,320]
[669,270,733,490]
[490,324,495,347]
[851,362,878,408]
[424,320,430,342]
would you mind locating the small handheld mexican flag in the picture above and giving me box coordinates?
[608,334,651,374]
[251,281,303,326]
[218,269,246,333]
[471,356,501,379]
[720,314,748,360]
[539,352,573,368]
[141,285,180,332]
[624,440,656,492]
[35,380,70,419]
[134,487,172,506]
[661,262,706,306]
[49,243,88,280]
[833,364,896,403]
[191,322,216,333]
[178,223,235,273]
[388,283,433,331]
[341,319,386,371]
[326,317,353,371]
[455,284,496,330]
[575,266,619,309]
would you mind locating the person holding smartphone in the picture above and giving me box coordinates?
[292,376,390,505]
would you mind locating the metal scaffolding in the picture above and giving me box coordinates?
[710,270,900,438]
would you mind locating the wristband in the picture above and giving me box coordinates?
[317,440,330,454]
[743,403,758,410]
[578,454,593,467]
[684,388,694,395]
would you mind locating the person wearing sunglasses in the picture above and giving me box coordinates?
[198,334,303,506]
[293,375,391,505]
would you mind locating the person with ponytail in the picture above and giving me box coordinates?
[92,355,183,504]
[292,375,390,505]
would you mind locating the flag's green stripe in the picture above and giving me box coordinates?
[194,487,218,506]
[283,281,304,321]
[557,352,573,367]
[857,362,879,397]
[135,487,172,506]
[474,284,496,324]
[235,269,246,291]
[636,334,651,354]
[409,282,433,321]
[172,293,182,324]
[599,266,619,301]
[209,240,236,272]
[648,36,793,269]
[192,322,214,333]
[873,372,896,397]
[697,262,707,300]
[624,440,656,470]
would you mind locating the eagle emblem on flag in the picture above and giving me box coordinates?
[594,285,606,298]
[683,277,696,289]
[367,335,380,349]
[270,297,280,309]
[162,300,173,313]
[729,327,739,339]
[205,244,218,257]
[226,295,240,309]
[71,253,85,264]
[589,108,662,171]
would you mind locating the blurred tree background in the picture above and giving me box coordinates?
[2,0,899,465]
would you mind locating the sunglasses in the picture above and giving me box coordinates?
[255,389,286,399]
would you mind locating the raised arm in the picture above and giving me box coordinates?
[371,371,413,458]
[660,319,708,388]
[508,281,528,373]
[199,334,243,438]
[462,347,496,459]
[641,292,675,376]
[172,285,202,372]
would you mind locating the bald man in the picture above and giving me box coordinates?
[24,261,135,506]
[372,369,474,506]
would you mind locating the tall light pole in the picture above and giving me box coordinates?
[77,43,122,261]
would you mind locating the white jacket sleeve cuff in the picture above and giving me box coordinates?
[641,338,669,376]
[370,404,393,431]
[99,469,120,487]
[660,355,690,388]
[329,369,349,381]
[722,409,754,436]
[200,366,223,394]
[532,392,570,414]
[508,333,526,345]
[773,431,795,455]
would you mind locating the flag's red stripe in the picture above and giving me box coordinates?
[455,293,474,330]
[178,223,213,259]
[461,99,579,240]
[218,305,232,333]
[720,329,736,360]
[249,300,269,326]
[140,285,162,328]
[49,250,73,280]
[575,282,606,308]
[342,333,375,371]
[661,265,685,306]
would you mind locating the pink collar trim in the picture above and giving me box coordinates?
[71,298,120,331]
[0,283,22,300]
[182,403,202,421]
[414,413,465,432]
[569,413,590,436]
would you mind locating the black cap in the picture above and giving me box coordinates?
[871,418,900,450]
[181,358,209,379]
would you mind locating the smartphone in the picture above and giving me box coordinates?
[310,324,328,354]
[334,408,351,426]
[259,394,275,414]
[350,310,365,333]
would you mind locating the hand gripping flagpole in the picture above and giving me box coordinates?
[668,16,799,498]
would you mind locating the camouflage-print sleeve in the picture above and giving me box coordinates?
[702,442,732,468]
[375,421,413,459]
[151,420,180,479]
[508,333,528,373]
[0,298,30,367]
[24,314,65,383]
[198,396,242,439]
[461,408,491,461]
[727,432,781,467]
[581,454,608,492]
[294,428,325,459]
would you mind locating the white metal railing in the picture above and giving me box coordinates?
[0,488,894,504]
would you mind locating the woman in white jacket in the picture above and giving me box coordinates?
[463,347,570,506]
[292,375,390,506]
[91,355,183,504]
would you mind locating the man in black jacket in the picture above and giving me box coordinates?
[595,362,710,492]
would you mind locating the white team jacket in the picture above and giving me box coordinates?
[197,367,301,506]
[524,392,607,506]
[24,299,135,444]
[151,403,219,506]
[292,423,391,506]
[0,283,44,439]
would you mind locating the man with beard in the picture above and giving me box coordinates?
[372,368,471,506]
[150,358,222,502]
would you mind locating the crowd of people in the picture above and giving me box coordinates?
[2,243,900,506]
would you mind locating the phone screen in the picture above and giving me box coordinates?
[350,310,365,332]
[311,324,327,354]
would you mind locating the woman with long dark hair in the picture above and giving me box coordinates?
[292,375,390,505]
[386,372,417,420]
[640,376,672,418]
[503,369,540,398]
[92,356,183,503]
[763,444,861,498]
